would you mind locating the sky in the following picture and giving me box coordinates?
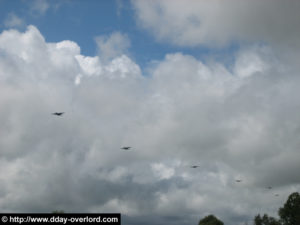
[0,1,300,225]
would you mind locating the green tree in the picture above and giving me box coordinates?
[254,214,281,225]
[199,214,224,225]
[278,192,300,225]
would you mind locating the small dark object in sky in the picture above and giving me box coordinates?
[267,186,272,189]
[235,179,242,182]
[52,112,64,116]
[275,194,279,196]
[191,166,200,168]
[121,147,131,150]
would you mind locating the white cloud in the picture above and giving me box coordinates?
[30,0,50,16]
[0,25,300,224]
[95,32,131,60]
[3,13,25,28]
[75,55,102,76]
[234,46,272,78]
[151,163,175,180]
[131,0,300,48]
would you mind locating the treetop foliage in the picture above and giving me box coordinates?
[198,214,224,225]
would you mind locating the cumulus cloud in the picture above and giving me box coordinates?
[0,26,300,225]
[131,0,300,48]
[95,32,131,61]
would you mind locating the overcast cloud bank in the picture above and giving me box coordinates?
[1,1,300,224]
[132,0,300,49]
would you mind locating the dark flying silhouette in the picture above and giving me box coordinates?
[52,112,64,116]
[235,179,242,182]
[121,147,131,150]
[191,165,200,168]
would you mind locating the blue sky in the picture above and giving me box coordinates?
[0,0,238,69]
[1,0,136,54]
[1,1,300,225]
